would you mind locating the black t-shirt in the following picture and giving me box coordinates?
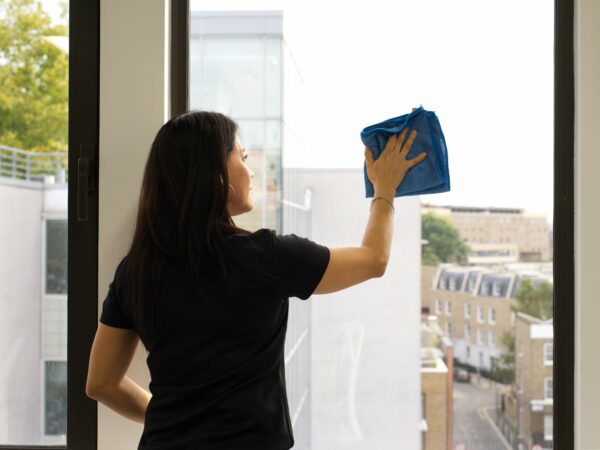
[99,228,330,450]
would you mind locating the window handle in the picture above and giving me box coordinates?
[77,144,94,222]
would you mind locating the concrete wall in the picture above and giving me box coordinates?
[294,168,421,450]
[0,182,43,443]
[575,1,600,448]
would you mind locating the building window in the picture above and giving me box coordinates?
[440,277,448,290]
[477,329,484,346]
[466,345,471,359]
[449,277,457,291]
[477,306,484,323]
[445,300,452,316]
[544,343,554,366]
[44,360,67,436]
[464,324,471,340]
[544,414,553,441]
[435,299,442,314]
[488,307,496,324]
[492,281,501,297]
[45,220,68,295]
[488,330,496,348]
[481,280,490,296]
[467,278,476,292]
[464,302,471,319]
[544,378,553,400]
[444,321,452,337]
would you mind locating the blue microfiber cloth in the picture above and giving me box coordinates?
[361,105,450,198]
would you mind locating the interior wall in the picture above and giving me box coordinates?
[97,0,169,449]
[575,1,600,449]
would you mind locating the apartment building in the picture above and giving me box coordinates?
[421,264,552,371]
[421,203,552,263]
[420,312,453,450]
[510,313,554,449]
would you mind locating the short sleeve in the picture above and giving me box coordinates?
[271,231,330,300]
[99,258,134,329]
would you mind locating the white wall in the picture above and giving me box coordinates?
[300,168,421,450]
[575,1,600,449]
[98,0,169,449]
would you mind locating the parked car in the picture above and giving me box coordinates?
[453,367,471,382]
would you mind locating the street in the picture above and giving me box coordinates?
[452,380,511,450]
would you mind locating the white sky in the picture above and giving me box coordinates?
[192,0,555,226]
[42,0,555,225]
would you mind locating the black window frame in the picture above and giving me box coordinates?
[169,0,577,449]
[0,0,99,449]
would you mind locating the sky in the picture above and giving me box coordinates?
[192,0,555,227]
[43,0,555,226]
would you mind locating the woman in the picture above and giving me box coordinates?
[85,110,426,449]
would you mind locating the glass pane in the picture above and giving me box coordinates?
[189,2,554,449]
[0,0,69,445]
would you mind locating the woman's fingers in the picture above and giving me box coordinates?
[401,129,418,154]
[409,151,428,167]
[364,146,373,165]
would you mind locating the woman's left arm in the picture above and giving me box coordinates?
[86,323,152,424]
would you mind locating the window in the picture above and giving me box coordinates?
[464,324,471,340]
[477,329,484,346]
[545,378,553,400]
[440,277,448,290]
[449,277,456,291]
[435,299,442,314]
[492,281,501,297]
[544,343,554,366]
[464,302,471,319]
[45,220,68,295]
[466,345,471,359]
[44,360,67,436]
[445,300,452,316]
[444,321,452,337]
[488,330,496,348]
[477,306,484,323]
[544,414,553,441]
[488,307,496,324]
[467,278,476,293]
[481,280,490,296]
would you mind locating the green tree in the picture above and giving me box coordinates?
[491,331,515,384]
[512,277,553,320]
[0,0,68,153]
[421,212,470,265]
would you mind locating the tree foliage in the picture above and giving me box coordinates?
[421,212,470,265]
[491,331,516,384]
[512,277,553,320]
[0,0,68,153]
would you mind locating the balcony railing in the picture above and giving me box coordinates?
[0,144,68,183]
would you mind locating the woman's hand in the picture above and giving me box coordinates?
[364,127,428,194]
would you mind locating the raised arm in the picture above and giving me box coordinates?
[312,127,426,295]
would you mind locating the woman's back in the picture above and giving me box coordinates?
[100,227,330,450]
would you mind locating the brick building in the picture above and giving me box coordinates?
[421,203,552,263]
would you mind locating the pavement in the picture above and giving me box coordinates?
[452,379,512,450]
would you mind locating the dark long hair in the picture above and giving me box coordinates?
[118,110,251,350]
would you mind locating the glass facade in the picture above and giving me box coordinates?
[190,12,283,232]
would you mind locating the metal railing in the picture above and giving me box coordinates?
[0,144,68,183]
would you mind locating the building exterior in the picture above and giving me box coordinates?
[0,146,68,445]
[421,203,552,263]
[512,312,553,449]
[420,313,453,450]
[421,263,552,372]
[287,167,422,449]
[190,10,285,232]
